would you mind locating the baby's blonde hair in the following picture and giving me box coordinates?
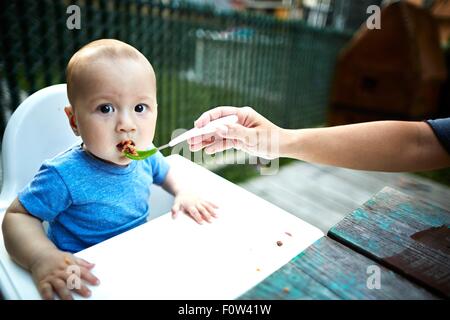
[66,39,154,105]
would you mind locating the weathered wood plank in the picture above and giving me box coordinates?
[275,166,363,212]
[243,178,346,233]
[240,161,450,233]
[241,163,367,232]
[313,163,450,210]
[239,237,437,300]
[329,187,450,298]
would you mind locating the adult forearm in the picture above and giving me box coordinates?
[280,121,450,172]
[2,212,58,270]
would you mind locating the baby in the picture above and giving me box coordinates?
[2,39,217,300]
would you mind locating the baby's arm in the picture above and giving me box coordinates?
[2,197,99,300]
[161,169,218,224]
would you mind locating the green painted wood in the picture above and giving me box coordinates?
[239,237,437,300]
[328,187,450,298]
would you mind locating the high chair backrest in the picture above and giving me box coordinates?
[0,84,81,206]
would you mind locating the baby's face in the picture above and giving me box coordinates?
[68,57,157,165]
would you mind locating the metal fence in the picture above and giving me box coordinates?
[0,0,352,148]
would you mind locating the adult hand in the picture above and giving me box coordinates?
[188,106,282,159]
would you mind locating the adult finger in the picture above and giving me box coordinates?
[194,106,240,128]
[216,123,257,145]
[188,142,203,152]
[188,136,217,152]
[188,132,216,145]
[189,141,206,152]
[189,138,220,152]
[204,139,233,154]
[204,138,244,154]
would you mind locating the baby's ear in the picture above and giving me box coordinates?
[64,105,79,136]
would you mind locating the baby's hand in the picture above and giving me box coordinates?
[172,191,218,224]
[30,248,100,300]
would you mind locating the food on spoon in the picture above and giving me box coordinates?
[116,140,138,156]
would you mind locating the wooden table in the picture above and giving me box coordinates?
[240,187,449,299]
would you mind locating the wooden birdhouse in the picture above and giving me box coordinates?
[328,1,447,126]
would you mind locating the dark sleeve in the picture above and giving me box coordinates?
[425,118,450,154]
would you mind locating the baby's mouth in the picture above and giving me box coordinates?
[116,139,138,156]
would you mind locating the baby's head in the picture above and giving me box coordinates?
[65,39,157,166]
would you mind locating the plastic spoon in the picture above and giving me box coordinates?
[124,115,238,160]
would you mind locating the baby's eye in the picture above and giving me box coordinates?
[98,104,114,114]
[134,104,148,113]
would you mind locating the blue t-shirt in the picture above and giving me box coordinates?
[18,144,170,253]
[426,117,450,154]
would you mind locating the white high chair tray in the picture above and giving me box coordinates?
[1,155,324,299]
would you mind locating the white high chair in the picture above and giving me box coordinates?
[0,84,80,209]
[0,84,174,299]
